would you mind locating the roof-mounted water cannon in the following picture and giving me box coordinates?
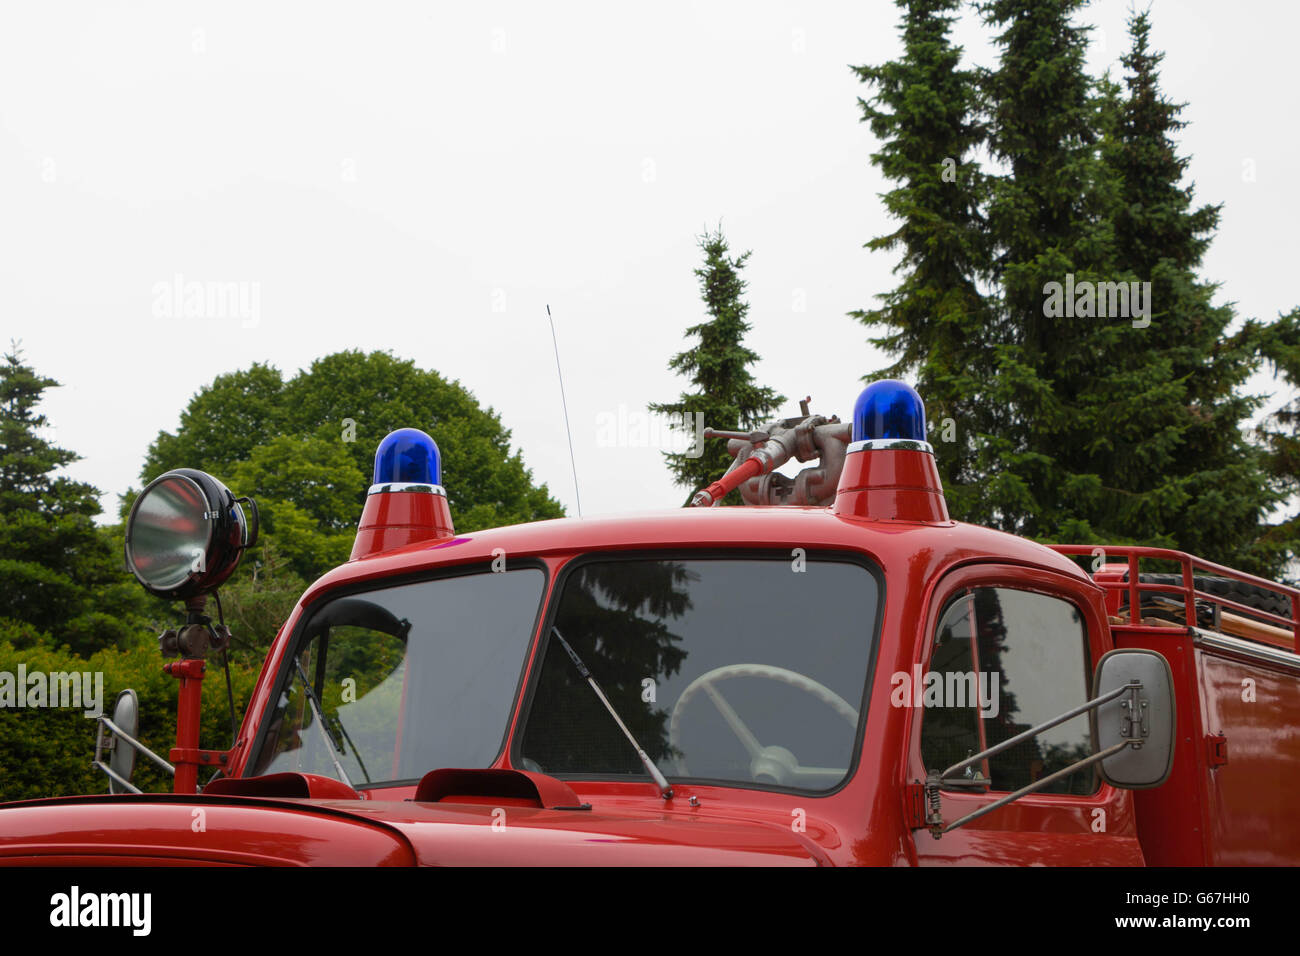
[689,383,950,522]
[690,397,853,507]
[350,428,456,560]
[832,380,949,523]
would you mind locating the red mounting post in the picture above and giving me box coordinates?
[165,658,207,795]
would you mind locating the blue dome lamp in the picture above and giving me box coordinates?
[351,428,456,560]
[834,380,949,523]
[371,427,443,487]
[851,379,929,446]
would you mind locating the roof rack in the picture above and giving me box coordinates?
[1048,545,1300,654]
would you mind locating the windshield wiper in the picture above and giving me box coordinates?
[292,659,371,787]
[550,626,673,800]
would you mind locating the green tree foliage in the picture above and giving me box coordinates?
[214,542,308,668]
[1249,307,1300,574]
[1085,9,1279,572]
[975,0,1121,538]
[140,350,565,593]
[649,227,785,505]
[856,3,1285,574]
[0,346,151,656]
[850,0,995,519]
[0,636,258,800]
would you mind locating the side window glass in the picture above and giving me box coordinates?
[919,587,1097,796]
[254,624,406,780]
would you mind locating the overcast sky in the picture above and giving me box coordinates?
[3,1,1298,523]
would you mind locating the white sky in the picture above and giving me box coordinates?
[2,1,1298,522]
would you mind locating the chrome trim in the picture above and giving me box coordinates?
[1192,628,1300,673]
[846,438,934,454]
[366,482,447,496]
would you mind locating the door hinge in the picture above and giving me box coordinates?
[904,782,928,829]
[1206,733,1228,768]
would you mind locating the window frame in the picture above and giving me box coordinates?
[908,562,1112,800]
[509,547,886,798]
[244,558,551,790]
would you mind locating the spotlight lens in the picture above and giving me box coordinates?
[124,469,250,600]
[126,474,214,592]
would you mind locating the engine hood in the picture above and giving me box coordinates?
[0,794,822,866]
[0,793,417,866]
[314,799,823,866]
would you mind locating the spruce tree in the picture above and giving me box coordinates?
[1249,307,1300,576]
[0,345,149,654]
[850,0,995,520]
[854,3,1283,574]
[1089,9,1279,573]
[649,227,785,505]
[976,0,1118,536]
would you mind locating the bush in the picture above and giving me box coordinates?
[0,640,259,801]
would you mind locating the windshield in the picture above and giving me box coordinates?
[518,555,879,792]
[250,566,545,784]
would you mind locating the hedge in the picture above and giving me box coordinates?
[0,640,259,801]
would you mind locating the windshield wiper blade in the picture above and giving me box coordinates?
[292,659,368,788]
[551,626,673,800]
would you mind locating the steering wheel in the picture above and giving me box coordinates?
[667,664,859,788]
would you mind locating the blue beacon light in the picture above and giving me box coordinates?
[851,380,928,445]
[372,428,443,487]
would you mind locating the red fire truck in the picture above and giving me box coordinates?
[1,381,1297,866]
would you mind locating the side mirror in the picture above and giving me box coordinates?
[94,688,176,793]
[922,646,1178,837]
[95,689,140,794]
[1091,648,1176,789]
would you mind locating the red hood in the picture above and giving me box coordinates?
[311,799,822,866]
[0,794,822,866]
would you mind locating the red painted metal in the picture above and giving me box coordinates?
[694,456,764,507]
[1049,544,1300,649]
[6,456,1300,864]
[164,658,208,795]
[1206,733,1229,768]
[833,448,950,523]
[204,772,361,800]
[1195,649,1300,864]
[414,769,583,809]
[0,795,417,866]
[905,562,1147,866]
[349,489,455,560]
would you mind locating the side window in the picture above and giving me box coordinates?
[919,587,1097,796]
[254,623,407,780]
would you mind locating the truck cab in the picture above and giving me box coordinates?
[3,381,1294,866]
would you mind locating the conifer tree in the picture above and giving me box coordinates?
[1250,306,1300,575]
[0,345,148,653]
[975,0,1118,535]
[854,3,1280,572]
[650,227,785,505]
[1090,9,1279,572]
[850,0,994,520]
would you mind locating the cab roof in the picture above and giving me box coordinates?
[300,507,1089,606]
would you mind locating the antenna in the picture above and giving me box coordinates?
[547,304,583,518]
